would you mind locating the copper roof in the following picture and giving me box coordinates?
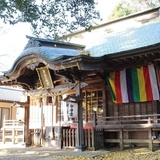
[86,21,160,57]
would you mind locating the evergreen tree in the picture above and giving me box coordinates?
[108,0,160,20]
[0,0,100,39]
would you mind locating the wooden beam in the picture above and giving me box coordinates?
[105,139,149,143]
[97,123,160,129]
[28,82,88,95]
[104,128,149,132]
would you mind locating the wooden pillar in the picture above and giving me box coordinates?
[2,116,6,144]
[39,97,43,146]
[102,80,107,117]
[75,81,86,151]
[2,129,5,144]
[51,96,55,140]
[24,96,30,145]
[24,105,30,145]
[57,95,62,149]
[148,128,153,151]
[119,129,124,151]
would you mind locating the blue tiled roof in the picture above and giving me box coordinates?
[86,21,160,57]
[0,87,24,102]
[17,46,80,60]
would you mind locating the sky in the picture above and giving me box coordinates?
[0,0,121,72]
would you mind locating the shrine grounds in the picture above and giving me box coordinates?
[0,146,160,160]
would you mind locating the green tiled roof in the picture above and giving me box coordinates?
[14,21,160,64]
[6,46,81,71]
[86,21,160,57]
[18,46,80,60]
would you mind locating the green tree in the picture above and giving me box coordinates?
[0,0,100,39]
[108,1,132,20]
[108,0,160,20]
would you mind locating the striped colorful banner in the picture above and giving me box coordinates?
[106,65,159,103]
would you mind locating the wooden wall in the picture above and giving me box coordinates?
[106,88,157,117]
[104,87,159,149]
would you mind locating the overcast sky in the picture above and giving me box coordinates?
[0,0,120,72]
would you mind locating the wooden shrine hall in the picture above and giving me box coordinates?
[0,7,160,151]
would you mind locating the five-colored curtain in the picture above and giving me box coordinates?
[106,65,159,103]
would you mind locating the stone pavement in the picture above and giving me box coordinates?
[0,145,108,160]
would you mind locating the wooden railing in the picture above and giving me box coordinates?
[96,114,160,129]
[93,114,160,151]
[29,129,41,146]
[1,116,25,144]
[62,126,104,150]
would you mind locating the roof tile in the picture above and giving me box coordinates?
[86,21,160,56]
[0,87,24,102]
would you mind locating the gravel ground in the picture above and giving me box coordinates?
[0,147,160,160]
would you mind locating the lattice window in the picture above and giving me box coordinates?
[82,90,103,122]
